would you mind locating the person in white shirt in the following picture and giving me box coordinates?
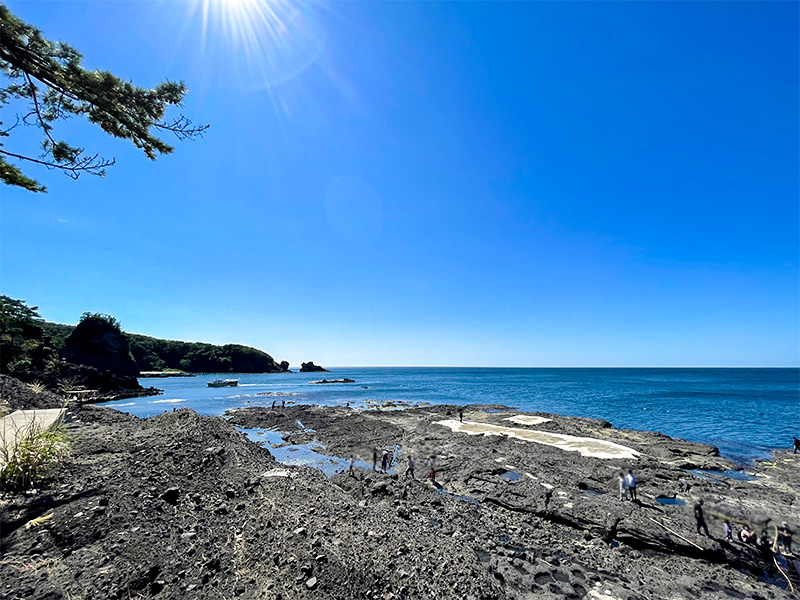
[625,470,637,501]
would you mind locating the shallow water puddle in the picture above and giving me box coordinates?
[434,419,640,460]
[689,468,757,482]
[655,496,686,506]
[684,469,757,487]
[236,427,365,477]
[435,487,481,505]
[500,470,523,483]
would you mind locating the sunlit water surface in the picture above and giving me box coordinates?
[100,367,799,465]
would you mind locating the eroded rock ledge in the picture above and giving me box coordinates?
[1,402,797,600]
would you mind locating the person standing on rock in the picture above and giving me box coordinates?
[778,522,793,554]
[372,448,378,471]
[459,409,463,423]
[694,499,711,537]
[625,470,638,502]
[428,456,436,482]
[793,436,800,454]
[281,399,285,409]
[348,455,355,476]
[723,520,733,541]
[618,472,628,501]
[381,450,389,472]
[406,456,415,480]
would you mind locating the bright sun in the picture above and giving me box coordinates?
[189,0,326,90]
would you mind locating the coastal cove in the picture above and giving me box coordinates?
[101,367,800,465]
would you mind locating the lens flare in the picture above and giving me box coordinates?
[188,0,327,90]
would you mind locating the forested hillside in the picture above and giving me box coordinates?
[42,324,289,374]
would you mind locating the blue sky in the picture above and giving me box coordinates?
[1,0,798,367]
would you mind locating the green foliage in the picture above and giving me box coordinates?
[0,422,70,491]
[78,312,122,332]
[0,295,45,376]
[0,4,207,192]
[37,306,285,374]
[127,335,282,373]
[0,295,42,336]
[40,322,73,350]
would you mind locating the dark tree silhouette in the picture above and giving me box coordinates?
[0,4,207,192]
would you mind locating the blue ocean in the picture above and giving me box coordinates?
[101,368,799,465]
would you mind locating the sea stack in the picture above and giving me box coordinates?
[300,361,329,372]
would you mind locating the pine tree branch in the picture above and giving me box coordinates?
[23,72,58,148]
[0,148,114,179]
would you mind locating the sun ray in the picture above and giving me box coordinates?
[188,0,326,90]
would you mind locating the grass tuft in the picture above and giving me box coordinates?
[0,421,70,492]
[26,381,46,395]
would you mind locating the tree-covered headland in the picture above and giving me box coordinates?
[1,296,290,395]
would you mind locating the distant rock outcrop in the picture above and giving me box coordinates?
[279,361,292,373]
[55,314,157,397]
[300,362,329,373]
[61,314,139,379]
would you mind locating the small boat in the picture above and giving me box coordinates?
[207,378,239,388]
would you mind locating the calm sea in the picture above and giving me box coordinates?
[101,368,799,465]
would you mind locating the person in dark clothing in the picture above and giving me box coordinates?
[459,409,463,423]
[406,456,415,480]
[372,448,378,471]
[694,499,711,537]
[778,522,793,554]
[793,436,800,454]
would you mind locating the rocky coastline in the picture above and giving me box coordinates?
[1,385,798,599]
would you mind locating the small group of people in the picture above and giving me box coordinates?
[404,454,436,482]
[738,520,794,554]
[696,500,795,555]
[617,470,637,501]
[370,448,393,473]
[348,448,436,483]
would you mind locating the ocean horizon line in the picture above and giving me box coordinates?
[316,365,800,370]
